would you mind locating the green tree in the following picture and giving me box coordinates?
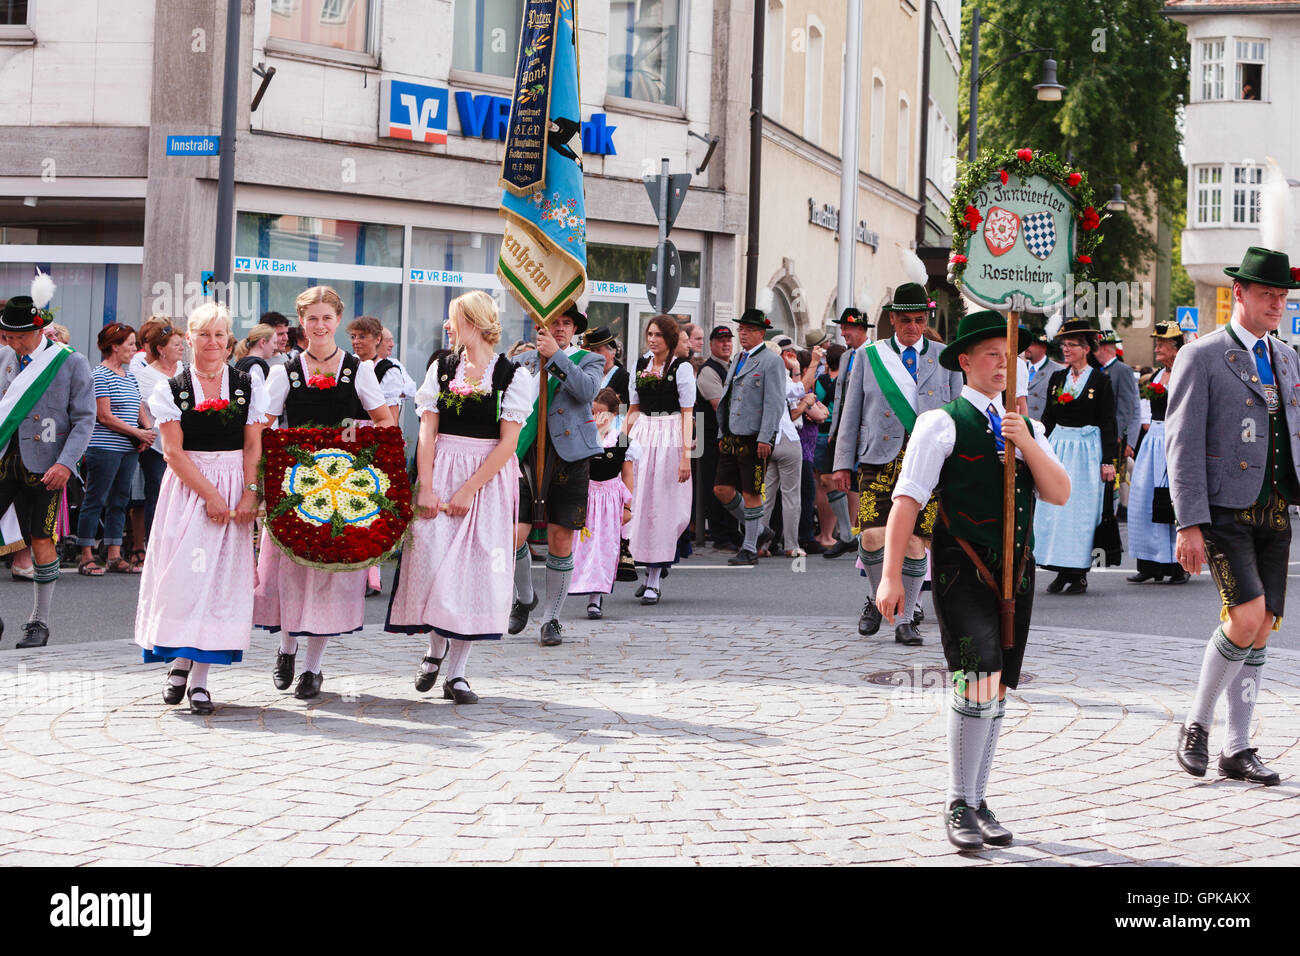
[961,0,1188,290]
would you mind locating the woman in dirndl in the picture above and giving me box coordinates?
[571,387,638,620]
[1033,319,1118,594]
[1126,321,1187,585]
[134,303,267,715]
[625,315,695,605]
[386,290,535,703]
[253,285,396,700]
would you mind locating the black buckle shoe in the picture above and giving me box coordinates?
[822,538,855,559]
[894,622,923,646]
[945,801,984,851]
[187,687,214,716]
[1126,571,1157,584]
[508,594,538,635]
[272,651,296,691]
[1166,568,1189,585]
[414,651,446,693]
[1177,721,1210,777]
[974,803,1013,846]
[640,586,660,606]
[539,619,563,647]
[1045,573,1069,594]
[1218,748,1280,786]
[727,548,758,566]
[586,598,603,620]
[443,677,480,704]
[15,620,49,649]
[1063,576,1088,595]
[294,670,324,700]
[163,665,190,705]
[858,597,882,636]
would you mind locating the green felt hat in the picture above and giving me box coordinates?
[1223,246,1300,289]
[0,296,46,333]
[736,308,772,329]
[833,307,871,327]
[940,309,1032,371]
[880,282,934,313]
[1099,330,1121,345]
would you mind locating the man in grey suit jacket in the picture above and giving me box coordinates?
[1023,333,1064,420]
[1167,246,1300,786]
[712,308,787,566]
[508,305,604,647]
[1097,333,1141,458]
[0,296,95,648]
[822,307,872,558]
[831,283,963,644]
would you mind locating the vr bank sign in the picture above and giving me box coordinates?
[379,79,616,155]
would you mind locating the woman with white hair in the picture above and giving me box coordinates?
[134,303,267,715]
[386,291,536,703]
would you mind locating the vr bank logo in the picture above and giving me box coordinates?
[380,79,448,144]
[50,886,151,936]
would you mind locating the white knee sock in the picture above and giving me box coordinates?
[189,662,211,692]
[513,543,534,603]
[646,566,663,589]
[279,633,298,655]
[444,639,472,681]
[302,635,330,674]
[423,634,449,673]
[167,658,192,686]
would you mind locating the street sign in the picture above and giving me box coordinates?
[201,270,215,293]
[646,240,681,312]
[1216,287,1232,325]
[644,173,691,234]
[166,134,220,156]
[1176,306,1198,332]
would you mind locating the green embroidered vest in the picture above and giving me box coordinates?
[1226,328,1300,507]
[938,397,1035,562]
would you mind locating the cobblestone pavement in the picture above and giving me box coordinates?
[0,617,1298,866]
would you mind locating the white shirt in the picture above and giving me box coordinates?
[414,353,537,425]
[133,362,176,455]
[129,351,150,377]
[628,351,697,408]
[1015,357,1029,399]
[775,378,803,444]
[1230,317,1276,377]
[263,351,387,424]
[893,385,1061,506]
[148,364,270,427]
[370,358,406,408]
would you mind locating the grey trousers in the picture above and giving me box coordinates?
[761,438,803,553]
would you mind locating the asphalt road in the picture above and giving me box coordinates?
[5,525,1299,653]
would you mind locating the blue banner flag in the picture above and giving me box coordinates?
[497,0,586,327]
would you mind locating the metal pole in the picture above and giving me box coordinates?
[916,0,933,246]
[213,0,241,299]
[744,0,765,310]
[837,0,862,318]
[656,157,669,313]
[967,7,980,162]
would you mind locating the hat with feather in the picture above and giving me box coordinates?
[0,270,56,332]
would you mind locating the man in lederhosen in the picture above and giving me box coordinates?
[0,288,95,647]
[693,325,740,549]
[1023,331,1063,421]
[831,282,962,644]
[509,305,604,647]
[821,307,872,559]
[712,308,787,566]
[1168,246,1300,786]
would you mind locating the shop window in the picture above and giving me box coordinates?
[587,242,700,288]
[607,0,683,106]
[268,0,371,53]
[452,0,524,77]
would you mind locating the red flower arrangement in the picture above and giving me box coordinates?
[1080,206,1102,231]
[307,373,337,389]
[195,398,230,413]
[1053,389,1075,406]
[1140,380,1167,401]
[261,425,412,571]
[1291,267,1300,282]
[1016,148,1034,162]
[1067,172,1083,187]
[951,254,968,265]
[963,205,983,230]
[1076,255,1092,265]
[999,169,1009,185]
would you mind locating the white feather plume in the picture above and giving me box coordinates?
[755,286,774,315]
[575,289,590,312]
[898,244,929,287]
[1259,157,1295,254]
[1100,307,1114,332]
[856,286,874,316]
[1044,308,1063,340]
[30,270,55,310]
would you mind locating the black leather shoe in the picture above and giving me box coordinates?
[822,538,855,559]
[1177,721,1210,777]
[634,583,647,597]
[586,599,603,620]
[1063,577,1088,595]
[539,619,563,647]
[974,803,1013,846]
[640,586,660,606]
[508,594,538,635]
[858,597,882,636]
[1218,748,1280,786]
[414,652,446,693]
[187,687,214,716]
[163,665,190,705]
[1126,571,1159,584]
[294,670,324,700]
[15,620,49,648]
[894,622,924,646]
[801,539,825,555]
[1045,573,1069,594]
[945,801,984,851]
[272,651,296,691]
[728,548,758,566]
[1166,568,1189,585]
[443,677,480,704]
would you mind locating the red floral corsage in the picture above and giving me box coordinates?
[195,398,230,413]
[1053,389,1075,406]
[307,374,337,389]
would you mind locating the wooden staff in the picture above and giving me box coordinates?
[535,323,548,518]
[1000,309,1020,651]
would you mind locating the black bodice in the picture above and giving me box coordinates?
[589,439,629,482]
[169,366,252,452]
[433,350,518,440]
[635,354,687,415]
[1042,364,1119,461]
[284,352,368,427]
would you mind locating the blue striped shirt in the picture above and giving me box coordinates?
[90,364,142,452]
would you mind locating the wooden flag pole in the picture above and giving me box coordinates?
[1000,309,1021,650]
[535,324,548,517]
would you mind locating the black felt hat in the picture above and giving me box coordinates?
[736,308,772,329]
[833,307,871,328]
[0,296,45,333]
[881,282,935,313]
[582,325,615,349]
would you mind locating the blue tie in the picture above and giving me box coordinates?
[735,350,748,376]
[1028,362,1037,383]
[1253,341,1274,386]
[986,403,1004,452]
[902,346,918,382]
[17,354,30,372]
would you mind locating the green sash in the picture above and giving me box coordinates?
[0,342,74,450]
[516,348,589,461]
[864,343,917,433]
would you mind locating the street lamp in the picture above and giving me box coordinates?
[1106,182,1127,213]
[968,8,1065,160]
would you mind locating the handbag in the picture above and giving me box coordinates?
[1151,486,1175,525]
[1093,481,1123,566]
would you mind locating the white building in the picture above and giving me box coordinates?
[1165,0,1300,334]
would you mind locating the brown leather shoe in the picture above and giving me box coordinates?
[1218,748,1280,786]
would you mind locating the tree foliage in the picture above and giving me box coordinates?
[960,0,1188,289]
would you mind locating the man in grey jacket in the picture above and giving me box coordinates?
[1098,331,1141,520]
[831,283,962,644]
[1167,246,1300,786]
[0,295,95,648]
[712,308,788,565]
[822,307,873,558]
[1023,332,1064,420]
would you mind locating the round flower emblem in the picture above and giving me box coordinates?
[284,449,390,528]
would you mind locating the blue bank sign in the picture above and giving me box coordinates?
[378,80,616,155]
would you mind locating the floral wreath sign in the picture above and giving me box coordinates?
[948,148,1106,312]
[262,426,413,571]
